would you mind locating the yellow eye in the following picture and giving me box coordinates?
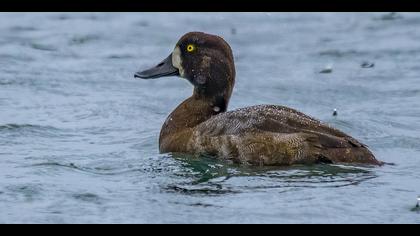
[186,44,195,52]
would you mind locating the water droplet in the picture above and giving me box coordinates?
[361,61,375,68]
[320,64,333,74]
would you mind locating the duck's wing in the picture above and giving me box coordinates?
[194,105,380,165]
[197,105,351,139]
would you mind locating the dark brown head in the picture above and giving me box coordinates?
[135,32,236,111]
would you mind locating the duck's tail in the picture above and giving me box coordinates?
[304,133,383,166]
[318,146,383,166]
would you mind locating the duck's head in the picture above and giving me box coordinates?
[135,32,235,106]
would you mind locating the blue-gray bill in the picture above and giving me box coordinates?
[134,53,179,79]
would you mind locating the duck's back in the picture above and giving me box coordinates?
[188,105,380,165]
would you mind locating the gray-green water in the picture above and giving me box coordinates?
[0,13,419,223]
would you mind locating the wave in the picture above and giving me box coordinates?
[28,161,148,176]
[0,124,59,131]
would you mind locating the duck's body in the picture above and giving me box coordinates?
[160,102,379,165]
[135,32,382,166]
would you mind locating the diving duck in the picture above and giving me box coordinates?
[134,32,382,166]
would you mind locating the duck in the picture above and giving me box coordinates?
[134,32,382,166]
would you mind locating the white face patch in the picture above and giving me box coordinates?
[172,46,185,77]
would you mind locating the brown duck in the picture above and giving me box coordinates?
[134,32,382,166]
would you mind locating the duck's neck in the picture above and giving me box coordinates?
[159,89,230,150]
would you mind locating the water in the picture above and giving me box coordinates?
[0,12,419,223]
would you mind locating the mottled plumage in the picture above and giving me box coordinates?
[135,32,382,166]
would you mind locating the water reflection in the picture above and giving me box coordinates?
[166,153,378,196]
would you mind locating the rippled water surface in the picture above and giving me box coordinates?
[1,13,419,223]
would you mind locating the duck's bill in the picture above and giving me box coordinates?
[134,53,179,79]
